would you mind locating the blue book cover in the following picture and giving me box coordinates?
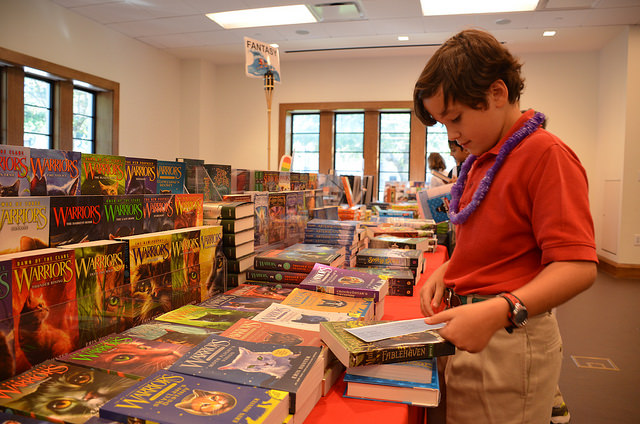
[29,148,81,195]
[157,160,186,194]
[99,370,289,424]
[298,263,388,302]
[168,334,323,413]
[305,219,359,230]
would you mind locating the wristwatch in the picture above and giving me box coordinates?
[499,292,528,333]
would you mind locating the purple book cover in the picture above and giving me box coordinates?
[29,148,81,196]
[99,370,289,424]
[356,248,422,268]
[49,195,104,246]
[142,194,175,233]
[299,263,389,302]
[125,157,157,195]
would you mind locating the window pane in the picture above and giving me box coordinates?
[335,113,364,176]
[292,114,319,133]
[335,113,364,132]
[292,133,319,152]
[74,90,94,115]
[292,152,319,172]
[335,153,364,175]
[380,133,410,152]
[73,139,94,154]
[291,113,320,173]
[24,133,51,149]
[24,76,52,149]
[379,112,411,199]
[380,152,409,172]
[380,113,410,132]
[24,78,51,107]
[73,115,93,140]
[73,88,96,154]
[24,105,51,134]
[335,133,363,152]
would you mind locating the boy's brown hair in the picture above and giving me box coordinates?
[413,29,525,126]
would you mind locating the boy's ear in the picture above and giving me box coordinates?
[489,79,509,108]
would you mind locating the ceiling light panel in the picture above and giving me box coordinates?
[206,5,317,29]
[420,0,541,16]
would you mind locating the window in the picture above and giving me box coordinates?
[334,113,364,176]
[73,88,95,153]
[378,112,411,200]
[426,122,456,181]
[23,76,53,149]
[290,113,320,173]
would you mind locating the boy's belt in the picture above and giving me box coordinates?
[445,287,494,307]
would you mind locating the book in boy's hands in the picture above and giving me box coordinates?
[155,304,256,332]
[281,288,374,321]
[343,358,439,407]
[99,370,289,424]
[168,334,323,414]
[57,334,192,380]
[198,293,279,313]
[319,320,454,368]
[203,200,254,219]
[417,184,453,223]
[252,303,358,332]
[0,359,137,424]
[254,243,345,274]
[299,263,389,302]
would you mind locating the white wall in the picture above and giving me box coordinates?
[0,0,182,160]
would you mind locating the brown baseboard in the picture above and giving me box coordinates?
[597,255,640,279]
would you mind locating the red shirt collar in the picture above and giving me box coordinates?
[479,109,536,159]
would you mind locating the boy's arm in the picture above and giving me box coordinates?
[419,260,450,316]
[424,260,596,353]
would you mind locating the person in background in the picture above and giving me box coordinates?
[447,139,470,181]
[427,152,450,188]
[413,28,597,423]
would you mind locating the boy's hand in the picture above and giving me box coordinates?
[419,277,446,317]
[424,297,510,353]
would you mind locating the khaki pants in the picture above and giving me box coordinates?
[432,311,562,424]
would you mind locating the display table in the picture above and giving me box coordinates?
[303,245,449,424]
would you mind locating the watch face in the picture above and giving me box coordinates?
[513,305,528,326]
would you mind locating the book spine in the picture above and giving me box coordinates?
[246,269,307,284]
[356,255,418,268]
[253,257,314,274]
[298,284,378,302]
[351,342,455,367]
[388,286,414,296]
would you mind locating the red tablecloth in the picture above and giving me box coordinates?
[303,245,449,424]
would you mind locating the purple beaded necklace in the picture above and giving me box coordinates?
[449,112,546,225]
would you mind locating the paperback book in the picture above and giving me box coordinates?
[125,156,157,195]
[0,145,30,197]
[281,288,374,321]
[245,268,309,285]
[254,244,345,274]
[102,194,145,239]
[223,284,290,301]
[80,153,126,195]
[252,303,357,332]
[264,171,279,192]
[198,293,279,313]
[0,411,51,423]
[417,184,453,223]
[368,235,436,251]
[253,192,269,247]
[49,195,103,247]
[155,304,256,332]
[29,147,81,196]
[99,370,289,424]
[168,334,323,414]
[268,192,285,243]
[345,357,433,384]
[0,259,15,380]
[173,193,204,229]
[221,318,323,348]
[319,320,454,368]
[343,267,416,287]
[0,196,50,254]
[142,193,175,233]
[0,359,137,424]
[175,157,205,195]
[156,160,186,194]
[169,227,206,307]
[356,248,422,268]
[121,320,217,347]
[203,163,231,201]
[299,263,389,302]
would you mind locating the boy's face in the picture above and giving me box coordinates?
[423,86,505,156]
[449,144,469,165]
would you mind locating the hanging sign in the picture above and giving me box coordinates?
[245,37,281,83]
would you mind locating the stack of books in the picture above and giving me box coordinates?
[354,248,425,293]
[343,266,417,296]
[303,219,365,267]
[368,234,438,253]
[203,200,256,287]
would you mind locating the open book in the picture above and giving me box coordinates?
[417,183,453,223]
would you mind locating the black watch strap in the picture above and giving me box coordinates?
[499,292,528,333]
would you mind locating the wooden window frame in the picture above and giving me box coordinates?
[0,46,119,154]
[279,101,426,196]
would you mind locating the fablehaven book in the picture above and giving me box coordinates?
[267,192,285,243]
[49,195,103,247]
[203,163,232,201]
[319,320,454,368]
[0,196,50,254]
[356,248,422,268]
[254,192,269,247]
[29,148,81,196]
[157,160,186,194]
[0,359,137,424]
[0,259,16,380]
[155,304,256,332]
[281,288,374,321]
[168,334,323,414]
[199,293,278,313]
[224,284,290,301]
[102,194,144,239]
[58,334,191,380]
[80,153,126,195]
[174,193,204,229]
[121,320,217,347]
[0,145,30,197]
[99,370,289,424]
[299,263,389,302]
[246,268,308,285]
[254,243,345,274]
[252,303,357,332]
[143,193,175,233]
[67,239,129,346]
[125,156,157,195]
[9,248,79,374]
[221,318,323,348]
[343,359,439,407]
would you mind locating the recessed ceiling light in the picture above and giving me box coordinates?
[495,18,511,25]
[206,5,317,29]
[398,36,409,41]
[543,30,557,37]
[420,0,540,16]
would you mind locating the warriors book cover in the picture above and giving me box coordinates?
[49,195,103,247]
[125,156,157,195]
[0,145,30,197]
[0,196,50,254]
[80,153,125,196]
[29,148,81,196]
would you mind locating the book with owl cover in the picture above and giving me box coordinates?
[281,288,374,321]
[0,196,50,255]
[125,156,157,195]
[198,294,280,313]
[142,194,175,233]
[173,193,204,229]
[29,148,81,196]
[80,153,126,196]
[155,304,256,332]
[121,320,217,347]
[251,303,357,333]
[0,359,137,424]
[8,248,79,374]
[0,145,30,197]
[299,263,389,302]
[156,160,186,194]
[99,370,290,424]
[48,195,104,247]
[57,334,192,380]
[65,239,130,346]
[168,334,323,414]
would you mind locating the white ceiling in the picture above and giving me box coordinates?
[50,0,640,64]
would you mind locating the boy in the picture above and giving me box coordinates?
[446,139,469,181]
[413,29,597,423]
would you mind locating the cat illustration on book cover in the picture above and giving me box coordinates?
[218,347,300,379]
[131,258,172,325]
[176,389,237,416]
[81,174,120,195]
[30,175,80,196]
